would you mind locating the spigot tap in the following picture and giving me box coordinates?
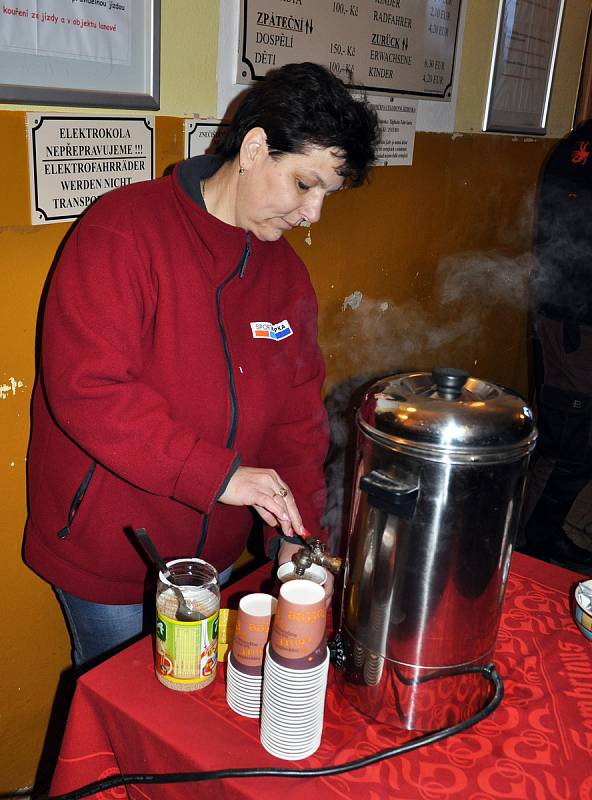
[292,547,313,576]
[291,538,343,576]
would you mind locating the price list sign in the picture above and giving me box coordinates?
[238,0,461,99]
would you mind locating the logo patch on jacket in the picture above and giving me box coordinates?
[250,320,293,340]
[571,140,590,165]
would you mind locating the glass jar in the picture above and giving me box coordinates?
[155,558,220,692]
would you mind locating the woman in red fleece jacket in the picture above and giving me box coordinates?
[24,62,379,667]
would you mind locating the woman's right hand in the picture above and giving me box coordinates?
[217,466,303,538]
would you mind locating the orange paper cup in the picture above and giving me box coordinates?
[270,580,327,669]
[231,593,277,675]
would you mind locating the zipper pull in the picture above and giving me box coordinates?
[239,232,251,278]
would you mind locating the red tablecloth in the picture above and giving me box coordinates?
[50,553,592,800]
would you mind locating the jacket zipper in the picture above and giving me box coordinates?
[57,461,97,539]
[195,234,251,557]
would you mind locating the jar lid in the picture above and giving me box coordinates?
[358,368,537,460]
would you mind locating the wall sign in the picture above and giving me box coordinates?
[237,0,461,99]
[484,0,564,135]
[27,115,154,225]
[184,119,229,159]
[369,97,417,165]
[184,104,414,165]
[0,0,160,109]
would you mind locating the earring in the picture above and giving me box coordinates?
[239,166,245,175]
[299,217,312,246]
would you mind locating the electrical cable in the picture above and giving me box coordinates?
[40,663,503,800]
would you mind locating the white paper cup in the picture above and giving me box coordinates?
[262,710,326,728]
[260,642,329,761]
[277,562,327,586]
[263,686,324,704]
[260,731,323,761]
[226,650,264,718]
[265,644,330,676]
[262,721,325,740]
[226,696,261,718]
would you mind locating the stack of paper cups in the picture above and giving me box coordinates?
[226,593,277,718]
[260,580,329,760]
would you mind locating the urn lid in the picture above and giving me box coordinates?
[357,368,537,462]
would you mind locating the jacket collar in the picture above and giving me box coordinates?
[172,155,252,284]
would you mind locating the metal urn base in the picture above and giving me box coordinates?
[334,627,493,733]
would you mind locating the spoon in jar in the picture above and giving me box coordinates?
[133,528,202,622]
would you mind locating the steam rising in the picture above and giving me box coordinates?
[322,250,534,382]
[321,247,536,550]
[437,251,533,307]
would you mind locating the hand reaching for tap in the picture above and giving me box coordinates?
[218,466,334,607]
[218,466,303,539]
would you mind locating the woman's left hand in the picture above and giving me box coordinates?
[277,540,334,609]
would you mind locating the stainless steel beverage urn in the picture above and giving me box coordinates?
[335,367,537,732]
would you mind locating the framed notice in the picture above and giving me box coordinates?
[27,114,155,224]
[0,0,160,109]
[484,0,564,135]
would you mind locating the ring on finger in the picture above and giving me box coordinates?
[275,486,288,498]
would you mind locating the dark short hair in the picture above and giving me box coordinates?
[216,62,379,187]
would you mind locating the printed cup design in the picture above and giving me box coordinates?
[231,593,277,675]
[277,562,327,586]
[270,581,327,669]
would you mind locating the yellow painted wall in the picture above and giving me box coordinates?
[297,132,554,401]
[0,0,588,792]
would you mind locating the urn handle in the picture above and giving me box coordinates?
[359,470,418,519]
[432,367,469,400]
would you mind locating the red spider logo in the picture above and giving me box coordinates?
[571,140,590,165]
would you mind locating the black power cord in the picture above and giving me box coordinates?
[40,663,503,800]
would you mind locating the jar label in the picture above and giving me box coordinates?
[155,610,219,684]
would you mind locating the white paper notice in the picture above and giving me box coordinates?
[184,119,229,159]
[371,97,417,166]
[0,0,131,64]
[485,0,564,133]
[27,114,154,224]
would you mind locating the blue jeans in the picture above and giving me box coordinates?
[55,564,234,669]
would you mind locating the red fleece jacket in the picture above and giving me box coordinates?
[24,159,328,603]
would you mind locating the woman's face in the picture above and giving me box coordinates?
[236,135,346,242]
